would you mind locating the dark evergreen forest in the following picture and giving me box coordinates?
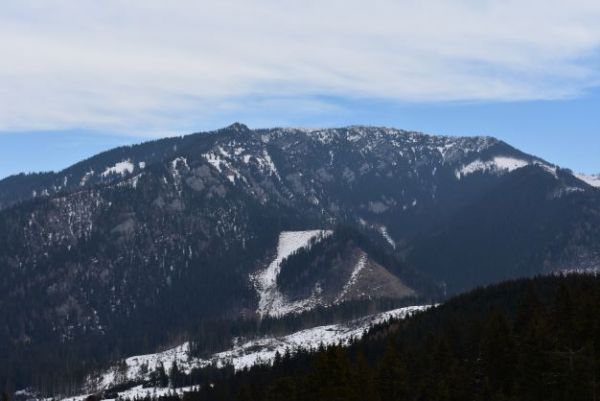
[107,275,600,401]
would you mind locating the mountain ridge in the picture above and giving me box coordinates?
[0,123,550,210]
[1,124,599,394]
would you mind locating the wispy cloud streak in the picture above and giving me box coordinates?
[1,0,600,133]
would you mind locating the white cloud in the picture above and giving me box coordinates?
[1,0,600,134]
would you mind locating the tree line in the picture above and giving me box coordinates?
[112,274,600,401]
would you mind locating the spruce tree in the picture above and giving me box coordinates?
[169,361,181,388]
[156,362,169,388]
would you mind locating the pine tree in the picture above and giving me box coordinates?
[273,351,282,370]
[114,359,129,384]
[155,362,169,388]
[169,361,182,388]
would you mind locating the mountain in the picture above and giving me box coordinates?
[1,124,599,394]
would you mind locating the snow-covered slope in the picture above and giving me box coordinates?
[70,305,431,400]
[252,230,332,317]
[101,160,135,177]
[66,385,198,401]
[575,173,600,188]
[251,230,414,317]
[455,156,532,179]
[209,305,427,370]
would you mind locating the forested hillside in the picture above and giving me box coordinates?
[2,124,600,395]
[115,274,600,401]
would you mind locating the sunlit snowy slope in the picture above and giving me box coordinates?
[71,305,430,400]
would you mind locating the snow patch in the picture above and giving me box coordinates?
[246,149,281,180]
[252,230,332,317]
[63,385,197,401]
[202,148,243,182]
[336,252,367,302]
[215,305,429,371]
[170,157,188,170]
[575,173,600,188]
[535,162,558,178]
[551,186,585,198]
[117,173,143,189]
[101,160,134,177]
[203,152,225,173]
[493,156,530,171]
[378,226,396,248]
[436,143,455,161]
[555,268,600,276]
[80,170,94,186]
[455,156,529,179]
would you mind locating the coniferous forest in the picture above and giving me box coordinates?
[104,275,600,401]
[2,125,600,398]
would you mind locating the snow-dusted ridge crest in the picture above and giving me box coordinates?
[65,305,431,401]
[575,173,600,188]
[1,123,576,212]
[268,125,500,153]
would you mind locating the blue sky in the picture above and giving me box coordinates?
[1,91,598,179]
[1,1,599,178]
